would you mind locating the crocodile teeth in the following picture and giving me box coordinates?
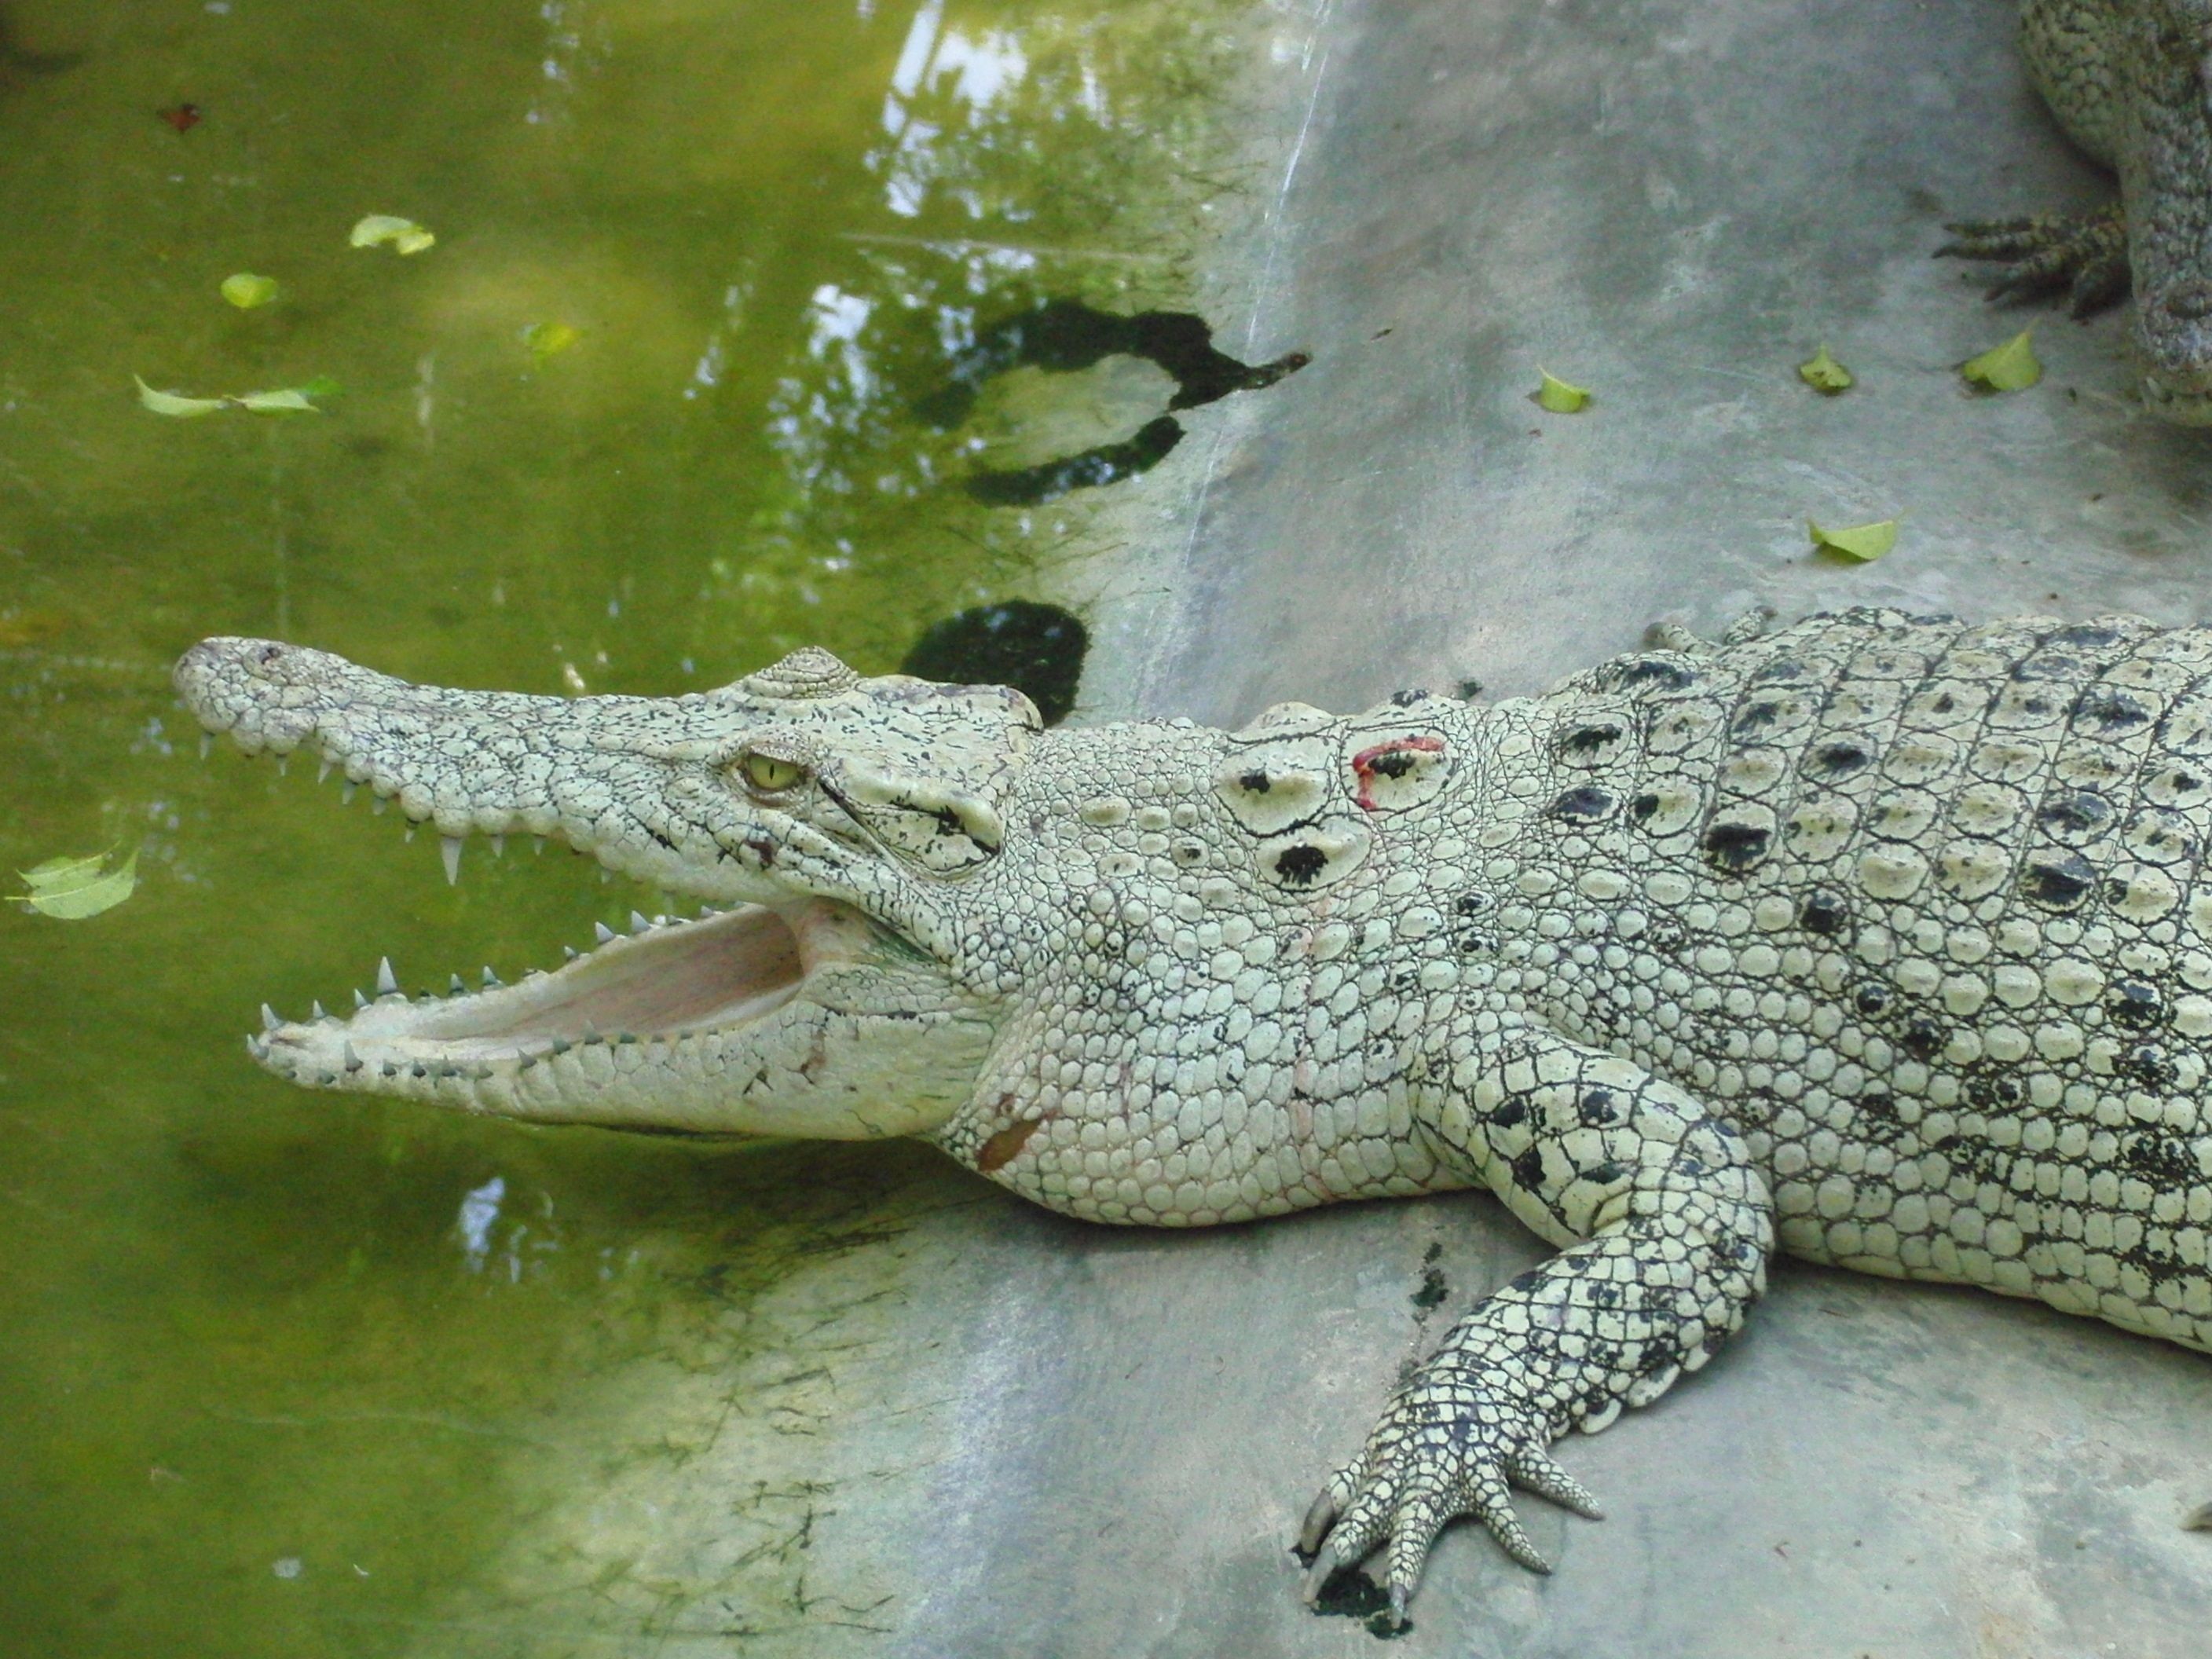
[200,733,212,760]
[594,921,617,944]
[260,1003,281,1032]
[489,835,505,857]
[343,1042,363,1073]
[312,1000,329,1022]
[482,965,501,987]
[342,782,357,805]
[371,797,386,815]
[441,836,463,885]
[317,760,332,785]
[629,910,651,935]
[562,944,579,961]
[353,987,370,1010]
[449,973,467,994]
[375,957,401,998]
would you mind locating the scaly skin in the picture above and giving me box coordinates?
[1939,0,2212,422]
[174,609,2212,1627]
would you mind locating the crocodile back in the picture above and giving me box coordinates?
[1508,607,2212,1347]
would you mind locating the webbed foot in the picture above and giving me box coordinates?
[1936,204,2129,316]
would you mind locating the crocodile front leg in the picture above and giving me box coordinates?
[1297,1022,1773,1627]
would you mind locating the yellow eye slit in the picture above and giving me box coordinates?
[741,753,804,792]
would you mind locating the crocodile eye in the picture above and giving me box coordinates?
[739,752,806,793]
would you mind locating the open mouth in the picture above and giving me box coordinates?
[253,899,869,1093]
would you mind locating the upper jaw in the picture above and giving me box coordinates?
[173,635,820,903]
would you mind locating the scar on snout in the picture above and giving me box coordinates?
[977,1116,1045,1172]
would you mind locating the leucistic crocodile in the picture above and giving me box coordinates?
[1939,0,2212,422]
[174,609,2212,1628]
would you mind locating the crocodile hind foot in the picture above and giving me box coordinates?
[1936,203,2129,316]
[1296,1357,1604,1630]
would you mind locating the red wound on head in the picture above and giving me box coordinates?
[1351,735,1445,811]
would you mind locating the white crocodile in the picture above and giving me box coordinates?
[174,606,2212,1628]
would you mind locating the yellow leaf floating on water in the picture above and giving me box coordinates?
[1533,370,1591,413]
[11,845,138,919]
[220,272,279,309]
[1798,344,1854,394]
[350,214,436,255]
[523,321,580,363]
[1960,328,2041,392]
[1808,518,1899,562]
[136,375,335,416]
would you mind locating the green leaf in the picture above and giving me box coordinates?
[1808,518,1900,562]
[135,376,226,417]
[21,848,112,891]
[1960,328,2042,393]
[1533,370,1591,413]
[350,214,435,255]
[234,388,320,413]
[11,846,137,919]
[221,272,279,309]
[1798,344,1854,394]
[136,376,334,416]
[523,321,580,363]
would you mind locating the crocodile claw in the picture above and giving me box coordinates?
[1936,204,2130,317]
[1298,1359,1605,1623]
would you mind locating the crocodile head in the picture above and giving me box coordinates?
[173,637,1035,1137]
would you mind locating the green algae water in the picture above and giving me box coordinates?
[0,2,1267,1650]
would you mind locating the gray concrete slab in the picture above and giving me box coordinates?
[426,2,2212,1654]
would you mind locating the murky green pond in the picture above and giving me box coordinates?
[0,2,1262,1650]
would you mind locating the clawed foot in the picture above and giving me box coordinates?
[1936,204,2129,316]
[1294,1364,1602,1628]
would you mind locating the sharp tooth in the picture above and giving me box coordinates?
[629,911,650,935]
[562,945,578,961]
[260,1004,280,1032]
[371,797,386,815]
[594,921,616,944]
[276,757,288,777]
[549,1037,571,1055]
[353,987,369,1010]
[200,733,213,760]
[599,867,612,884]
[381,1061,398,1078]
[449,972,467,994]
[482,966,502,987]
[342,782,357,805]
[489,835,505,857]
[317,760,332,785]
[375,957,400,998]
[404,826,416,844]
[246,1035,266,1060]
[441,836,463,885]
[343,1042,363,1073]
[533,837,546,855]
[312,1000,329,1022]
